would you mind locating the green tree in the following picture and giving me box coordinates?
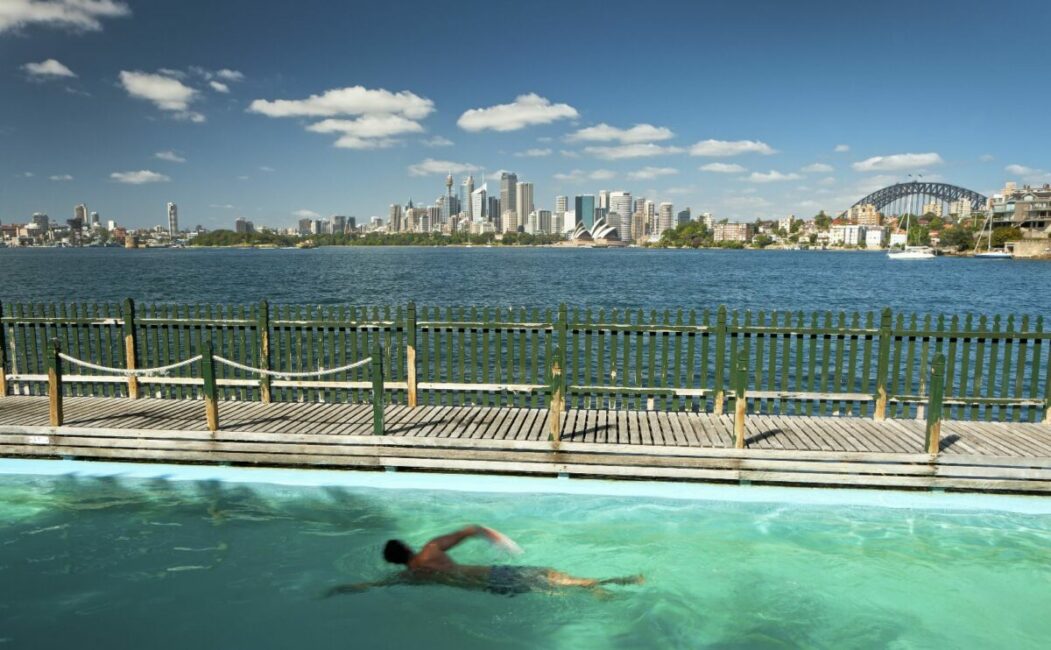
[990,226,1022,248]
[938,226,974,251]
[752,234,774,248]
[814,211,831,231]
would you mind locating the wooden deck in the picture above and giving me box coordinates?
[2,396,1050,493]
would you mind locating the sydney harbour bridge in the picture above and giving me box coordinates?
[850,181,987,216]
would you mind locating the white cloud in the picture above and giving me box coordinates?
[584,143,683,160]
[49,174,73,181]
[457,93,577,132]
[801,163,833,173]
[978,154,995,162]
[215,69,244,82]
[259,166,275,172]
[747,170,803,183]
[209,203,236,209]
[664,186,696,196]
[209,81,229,93]
[0,0,130,34]
[249,85,432,148]
[554,169,616,182]
[817,176,836,186]
[119,70,203,122]
[22,58,76,78]
[627,166,678,180]
[851,152,943,172]
[421,135,454,147]
[1005,164,1036,176]
[559,150,580,158]
[154,150,186,163]
[700,162,746,173]
[110,170,169,184]
[689,139,776,157]
[515,148,552,157]
[567,123,674,143]
[305,114,423,149]
[293,209,321,219]
[834,144,850,153]
[408,158,479,177]
[249,86,434,119]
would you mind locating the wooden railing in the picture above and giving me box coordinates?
[2,299,1050,426]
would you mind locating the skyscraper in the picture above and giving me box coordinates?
[74,203,88,228]
[462,175,475,220]
[658,202,674,236]
[487,197,501,229]
[609,191,633,241]
[515,182,534,229]
[555,195,568,214]
[574,195,596,229]
[389,204,403,232]
[677,208,691,226]
[598,190,610,210]
[500,172,518,219]
[166,202,178,238]
[471,184,488,222]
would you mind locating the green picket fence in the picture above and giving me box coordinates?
[1,299,1049,423]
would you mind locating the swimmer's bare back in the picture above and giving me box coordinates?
[324,525,643,597]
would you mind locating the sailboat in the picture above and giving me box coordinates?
[973,214,1012,259]
[887,212,934,259]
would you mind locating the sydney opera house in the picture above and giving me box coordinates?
[562,216,626,247]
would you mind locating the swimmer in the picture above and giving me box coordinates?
[325,525,643,597]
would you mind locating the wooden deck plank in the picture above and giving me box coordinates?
[3,395,1050,493]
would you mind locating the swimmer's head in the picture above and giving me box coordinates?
[383,539,413,564]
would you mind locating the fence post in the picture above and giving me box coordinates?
[201,341,219,432]
[733,351,748,449]
[47,338,63,426]
[548,345,564,442]
[924,354,946,455]
[873,308,892,421]
[122,298,140,399]
[257,300,271,404]
[406,301,418,408]
[371,342,385,435]
[0,300,7,398]
[713,306,728,415]
[557,303,568,394]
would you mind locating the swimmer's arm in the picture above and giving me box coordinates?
[427,524,502,551]
[323,575,402,597]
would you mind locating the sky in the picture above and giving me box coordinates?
[1,0,1050,230]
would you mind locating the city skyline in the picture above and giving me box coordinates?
[2,0,1050,229]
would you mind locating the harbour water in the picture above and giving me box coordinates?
[2,247,1050,317]
[0,461,1048,649]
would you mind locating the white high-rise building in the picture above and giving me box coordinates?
[658,202,674,236]
[598,190,610,210]
[555,195,568,214]
[515,182,534,229]
[74,203,88,226]
[462,175,475,220]
[502,209,519,233]
[537,210,552,234]
[471,184,488,222]
[609,191,633,241]
[166,202,178,238]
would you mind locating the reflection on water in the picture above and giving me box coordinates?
[0,472,1049,649]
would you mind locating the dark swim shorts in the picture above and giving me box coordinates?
[487,565,548,595]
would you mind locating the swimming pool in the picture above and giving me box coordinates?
[1,460,1048,649]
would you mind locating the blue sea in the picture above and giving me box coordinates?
[1,246,1049,317]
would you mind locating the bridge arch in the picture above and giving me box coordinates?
[851,182,987,213]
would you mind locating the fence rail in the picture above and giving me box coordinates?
[2,299,1050,428]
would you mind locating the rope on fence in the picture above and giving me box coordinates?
[57,353,203,377]
[212,355,372,379]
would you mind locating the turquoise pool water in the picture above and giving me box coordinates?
[1,461,1048,649]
